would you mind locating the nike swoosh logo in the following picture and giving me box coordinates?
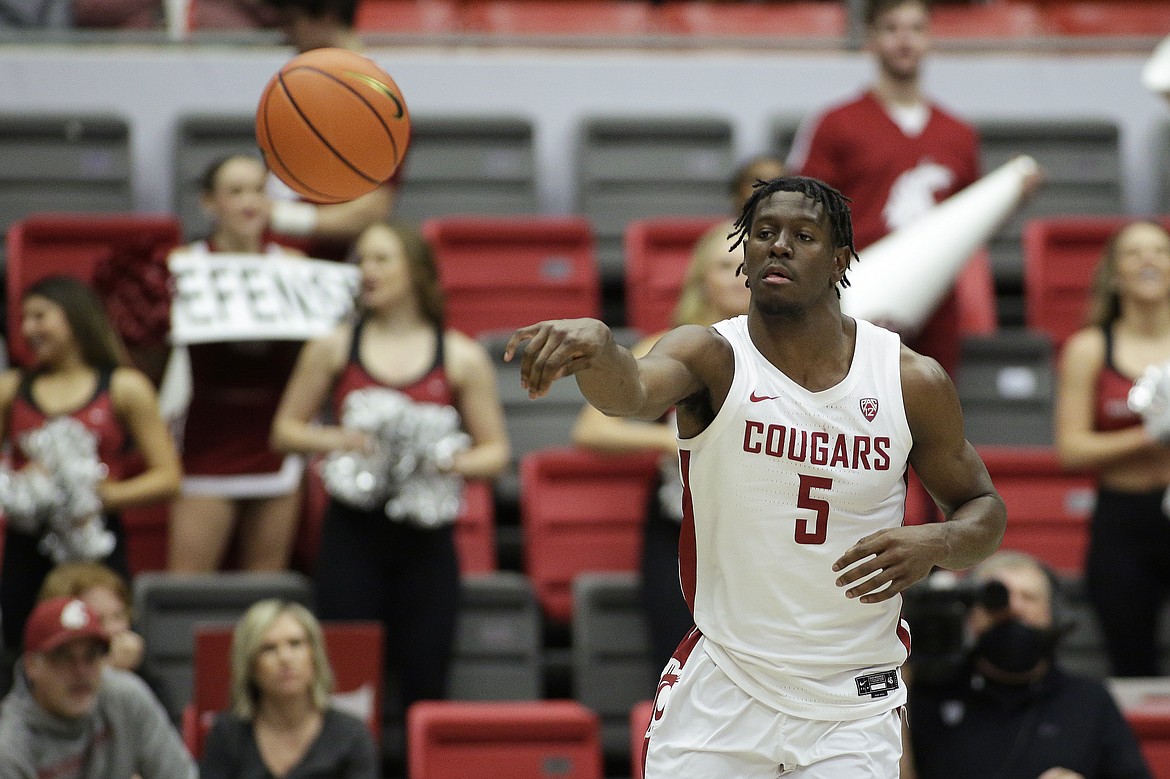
[749,391,780,402]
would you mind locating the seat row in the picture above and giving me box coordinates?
[185,0,1170,41]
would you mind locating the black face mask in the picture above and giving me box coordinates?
[971,619,1056,682]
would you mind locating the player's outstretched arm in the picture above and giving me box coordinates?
[504,319,712,421]
[833,347,1007,604]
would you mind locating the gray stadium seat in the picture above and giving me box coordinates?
[956,328,1055,446]
[449,572,543,700]
[575,116,734,289]
[769,115,804,163]
[132,570,314,722]
[571,572,658,766]
[172,113,259,240]
[1055,575,1111,679]
[0,113,132,239]
[975,118,1123,326]
[393,116,538,224]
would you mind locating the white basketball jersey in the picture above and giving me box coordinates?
[680,315,913,720]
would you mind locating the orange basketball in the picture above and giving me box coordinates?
[256,48,411,204]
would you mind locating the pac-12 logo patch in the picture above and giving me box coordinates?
[860,397,879,421]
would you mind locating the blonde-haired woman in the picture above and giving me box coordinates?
[1055,220,1170,677]
[572,220,750,669]
[200,600,378,778]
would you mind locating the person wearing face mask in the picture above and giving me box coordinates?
[908,550,1151,779]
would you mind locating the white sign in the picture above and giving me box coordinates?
[169,253,358,344]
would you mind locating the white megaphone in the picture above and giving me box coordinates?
[840,155,1038,334]
[1143,35,1170,94]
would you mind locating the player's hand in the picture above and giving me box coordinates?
[504,319,612,399]
[832,526,946,604]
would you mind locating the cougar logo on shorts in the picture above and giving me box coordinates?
[651,658,682,731]
[860,397,879,422]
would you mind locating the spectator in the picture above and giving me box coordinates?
[167,154,305,573]
[270,222,508,740]
[909,550,1152,779]
[200,599,378,779]
[0,596,195,778]
[730,155,786,212]
[786,0,985,377]
[572,219,750,670]
[257,0,399,262]
[0,277,180,657]
[35,561,168,704]
[1054,220,1170,678]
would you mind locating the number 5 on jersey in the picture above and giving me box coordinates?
[796,474,832,544]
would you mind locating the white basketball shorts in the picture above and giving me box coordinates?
[642,628,903,778]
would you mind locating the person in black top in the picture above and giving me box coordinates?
[909,550,1151,779]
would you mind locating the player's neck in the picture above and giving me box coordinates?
[748,308,854,392]
[873,74,924,109]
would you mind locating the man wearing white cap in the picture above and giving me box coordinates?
[0,596,195,779]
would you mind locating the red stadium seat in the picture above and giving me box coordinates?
[408,700,603,779]
[182,621,384,758]
[1126,710,1170,779]
[629,699,653,779]
[293,460,497,575]
[355,0,460,34]
[520,446,658,623]
[656,1,847,38]
[460,0,656,36]
[421,215,600,340]
[930,2,1048,39]
[623,216,725,337]
[5,213,181,366]
[1043,1,1170,36]
[977,446,1095,575]
[1022,216,1170,351]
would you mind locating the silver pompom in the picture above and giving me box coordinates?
[1129,362,1170,444]
[0,417,115,563]
[322,388,471,528]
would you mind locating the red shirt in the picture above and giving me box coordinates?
[5,369,128,480]
[789,90,980,251]
[1095,328,1142,433]
[332,318,456,420]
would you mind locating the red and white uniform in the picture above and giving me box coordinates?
[679,316,912,721]
[6,369,127,479]
[331,319,455,416]
[179,240,303,498]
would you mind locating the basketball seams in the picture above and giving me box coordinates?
[260,79,346,203]
[292,65,404,165]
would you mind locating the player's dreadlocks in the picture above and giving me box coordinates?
[730,176,860,297]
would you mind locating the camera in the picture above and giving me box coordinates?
[902,573,1060,686]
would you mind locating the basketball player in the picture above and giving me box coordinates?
[505,176,1007,777]
[786,0,983,378]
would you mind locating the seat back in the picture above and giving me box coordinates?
[1023,216,1170,350]
[520,447,658,623]
[0,114,133,241]
[133,571,314,722]
[5,212,181,366]
[656,1,846,38]
[449,571,543,701]
[976,446,1095,575]
[930,2,1047,39]
[976,119,1124,324]
[407,700,603,779]
[172,113,259,240]
[957,329,1055,446]
[629,699,653,779]
[572,573,658,765]
[623,216,725,336]
[354,0,460,33]
[423,215,600,340]
[1044,1,1170,36]
[460,0,656,37]
[395,116,538,224]
[186,621,384,757]
[576,116,732,287]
